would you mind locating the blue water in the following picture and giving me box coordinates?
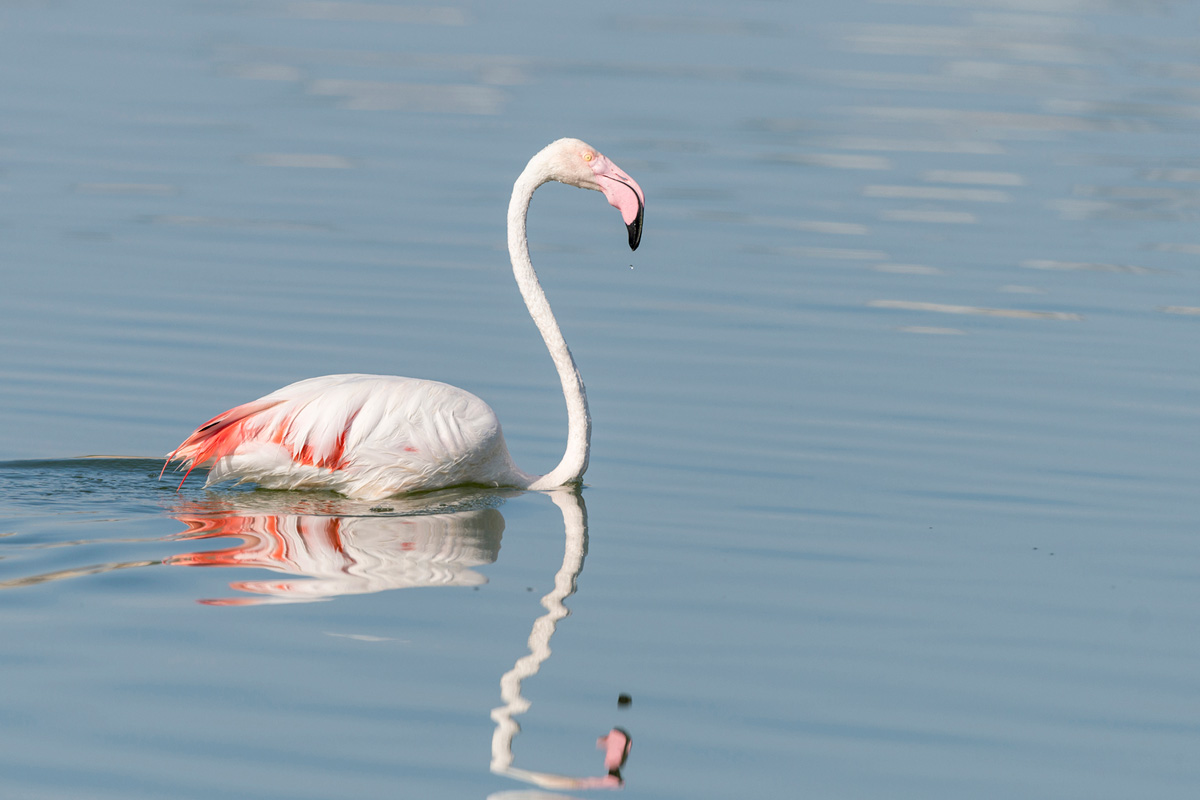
[4,1,1200,798]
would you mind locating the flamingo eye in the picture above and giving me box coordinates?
[583,152,593,162]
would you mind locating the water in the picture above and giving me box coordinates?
[3,1,1200,798]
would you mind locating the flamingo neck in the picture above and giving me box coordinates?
[507,158,591,490]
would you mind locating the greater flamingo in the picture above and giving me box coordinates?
[165,138,645,500]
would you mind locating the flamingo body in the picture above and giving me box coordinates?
[167,138,645,500]
[170,374,526,497]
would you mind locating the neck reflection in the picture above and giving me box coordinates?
[490,489,629,794]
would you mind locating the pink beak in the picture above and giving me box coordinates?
[591,154,645,251]
[597,727,632,772]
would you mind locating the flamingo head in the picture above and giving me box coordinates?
[542,138,646,251]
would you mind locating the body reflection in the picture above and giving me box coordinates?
[168,502,503,605]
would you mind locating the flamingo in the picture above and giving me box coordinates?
[165,138,645,500]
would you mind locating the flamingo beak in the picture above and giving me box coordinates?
[592,155,645,251]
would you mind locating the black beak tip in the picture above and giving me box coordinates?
[627,203,644,251]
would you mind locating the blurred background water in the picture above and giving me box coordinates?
[3,1,1200,798]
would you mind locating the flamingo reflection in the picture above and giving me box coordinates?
[166,488,630,793]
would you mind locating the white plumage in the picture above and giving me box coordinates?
[192,375,522,498]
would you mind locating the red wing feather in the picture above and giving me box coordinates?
[163,397,286,487]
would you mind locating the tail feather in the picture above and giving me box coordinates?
[164,398,286,488]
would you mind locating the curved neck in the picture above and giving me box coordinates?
[507,162,591,490]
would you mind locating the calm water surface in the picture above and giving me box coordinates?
[3,1,1200,798]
